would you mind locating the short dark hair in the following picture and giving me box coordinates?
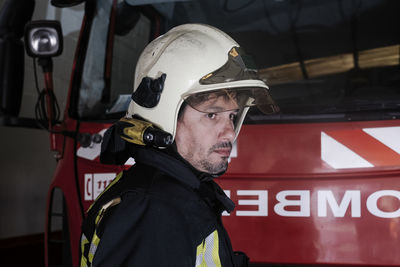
[178,90,240,121]
[177,102,187,121]
[185,89,237,108]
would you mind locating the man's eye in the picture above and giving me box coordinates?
[230,113,237,121]
[207,113,216,119]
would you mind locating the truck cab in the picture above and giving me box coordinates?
[1,0,399,266]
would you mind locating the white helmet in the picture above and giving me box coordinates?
[126,23,278,141]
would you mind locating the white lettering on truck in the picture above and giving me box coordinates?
[84,173,116,201]
[366,190,400,218]
[84,175,400,218]
[237,190,268,216]
[274,190,310,217]
[318,190,361,217]
[222,189,400,218]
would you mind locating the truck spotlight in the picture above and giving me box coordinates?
[24,20,63,58]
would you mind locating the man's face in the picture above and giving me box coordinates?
[175,94,239,174]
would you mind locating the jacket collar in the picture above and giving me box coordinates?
[134,146,201,189]
[134,146,235,213]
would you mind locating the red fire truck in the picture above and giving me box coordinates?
[1,0,399,266]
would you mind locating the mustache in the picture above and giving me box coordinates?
[210,142,232,151]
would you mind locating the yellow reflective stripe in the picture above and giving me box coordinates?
[88,231,101,264]
[88,171,124,212]
[94,210,102,226]
[196,240,206,267]
[80,234,89,267]
[80,257,88,267]
[195,230,221,267]
[86,179,122,265]
[81,234,89,256]
[211,231,221,267]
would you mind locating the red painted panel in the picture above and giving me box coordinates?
[218,119,400,265]
[227,120,400,176]
[219,176,400,265]
[64,119,400,266]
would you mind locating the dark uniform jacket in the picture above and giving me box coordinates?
[80,146,247,266]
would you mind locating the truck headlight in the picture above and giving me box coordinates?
[24,20,63,58]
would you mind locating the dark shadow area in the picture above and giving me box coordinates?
[0,232,65,267]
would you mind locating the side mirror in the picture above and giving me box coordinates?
[24,20,63,59]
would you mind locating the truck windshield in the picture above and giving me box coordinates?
[76,0,400,122]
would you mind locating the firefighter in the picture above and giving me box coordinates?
[80,23,278,267]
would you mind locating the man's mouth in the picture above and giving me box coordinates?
[211,142,232,157]
[214,148,232,157]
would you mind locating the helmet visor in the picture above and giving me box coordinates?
[200,46,260,85]
[183,87,279,115]
[194,46,279,114]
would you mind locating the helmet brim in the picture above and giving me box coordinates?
[183,84,279,115]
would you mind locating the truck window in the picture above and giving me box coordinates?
[77,0,150,119]
[108,12,150,116]
[76,0,399,122]
[246,60,400,124]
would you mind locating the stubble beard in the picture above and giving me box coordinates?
[200,158,229,174]
[199,142,232,174]
[182,141,232,175]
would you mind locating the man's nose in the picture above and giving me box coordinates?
[219,118,235,141]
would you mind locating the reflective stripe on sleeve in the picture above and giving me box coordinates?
[80,234,89,267]
[195,230,222,267]
[88,232,101,264]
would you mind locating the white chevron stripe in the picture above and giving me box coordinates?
[321,132,373,169]
[363,127,400,154]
